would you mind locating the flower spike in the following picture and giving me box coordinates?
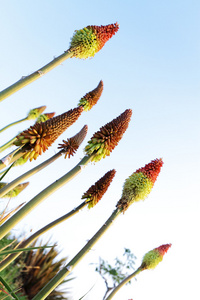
[78,80,103,111]
[85,109,132,162]
[81,169,116,208]
[58,125,88,158]
[117,158,163,212]
[70,23,119,59]
[140,244,172,270]
[14,107,83,161]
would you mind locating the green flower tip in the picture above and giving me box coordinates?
[85,109,132,162]
[69,23,119,59]
[27,105,47,120]
[58,125,88,158]
[81,169,116,209]
[0,182,29,198]
[14,107,83,161]
[36,112,56,123]
[140,244,172,270]
[14,156,28,167]
[116,158,163,213]
[78,80,103,111]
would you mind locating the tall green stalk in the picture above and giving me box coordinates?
[0,154,94,240]
[105,268,142,300]
[0,50,73,103]
[0,117,28,134]
[32,208,121,300]
[0,201,88,271]
[0,150,63,198]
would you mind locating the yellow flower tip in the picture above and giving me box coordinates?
[81,169,116,209]
[0,182,29,198]
[58,125,88,158]
[78,80,104,111]
[36,112,56,123]
[141,244,172,270]
[14,107,83,161]
[69,23,119,59]
[116,158,163,213]
[85,109,132,162]
[27,105,47,120]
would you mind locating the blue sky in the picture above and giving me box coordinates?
[0,1,199,299]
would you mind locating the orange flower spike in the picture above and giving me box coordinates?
[70,23,119,59]
[81,169,116,208]
[14,107,83,161]
[58,125,88,159]
[78,80,103,111]
[85,109,132,162]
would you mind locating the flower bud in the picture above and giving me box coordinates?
[70,23,119,59]
[82,169,116,208]
[117,159,163,212]
[140,244,171,270]
[78,81,103,111]
[27,105,46,120]
[58,125,88,158]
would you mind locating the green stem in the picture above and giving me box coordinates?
[32,208,121,300]
[0,50,73,103]
[0,163,14,182]
[0,154,94,240]
[0,150,63,198]
[0,147,26,171]
[0,136,18,153]
[0,201,87,271]
[105,267,143,300]
[0,117,28,134]
[0,275,20,300]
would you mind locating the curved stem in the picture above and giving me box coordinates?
[0,201,88,271]
[0,117,28,134]
[0,137,18,153]
[105,267,143,300]
[32,208,121,300]
[0,150,63,198]
[0,50,73,103]
[0,154,94,240]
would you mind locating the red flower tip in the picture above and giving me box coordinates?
[155,243,172,256]
[136,158,163,185]
[88,22,119,52]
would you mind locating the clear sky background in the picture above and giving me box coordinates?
[0,1,199,299]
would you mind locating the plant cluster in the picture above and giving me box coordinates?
[0,23,171,299]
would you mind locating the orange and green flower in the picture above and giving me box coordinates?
[78,80,103,111]
[58,125,88,158]
[70,23,119,59]
[14,107,83,161]
[85,109,132,162]
[117,158,163,212]
[81,169,116,208]
[140,244,171,270]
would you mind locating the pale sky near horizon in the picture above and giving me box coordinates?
[0,1,199,300]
